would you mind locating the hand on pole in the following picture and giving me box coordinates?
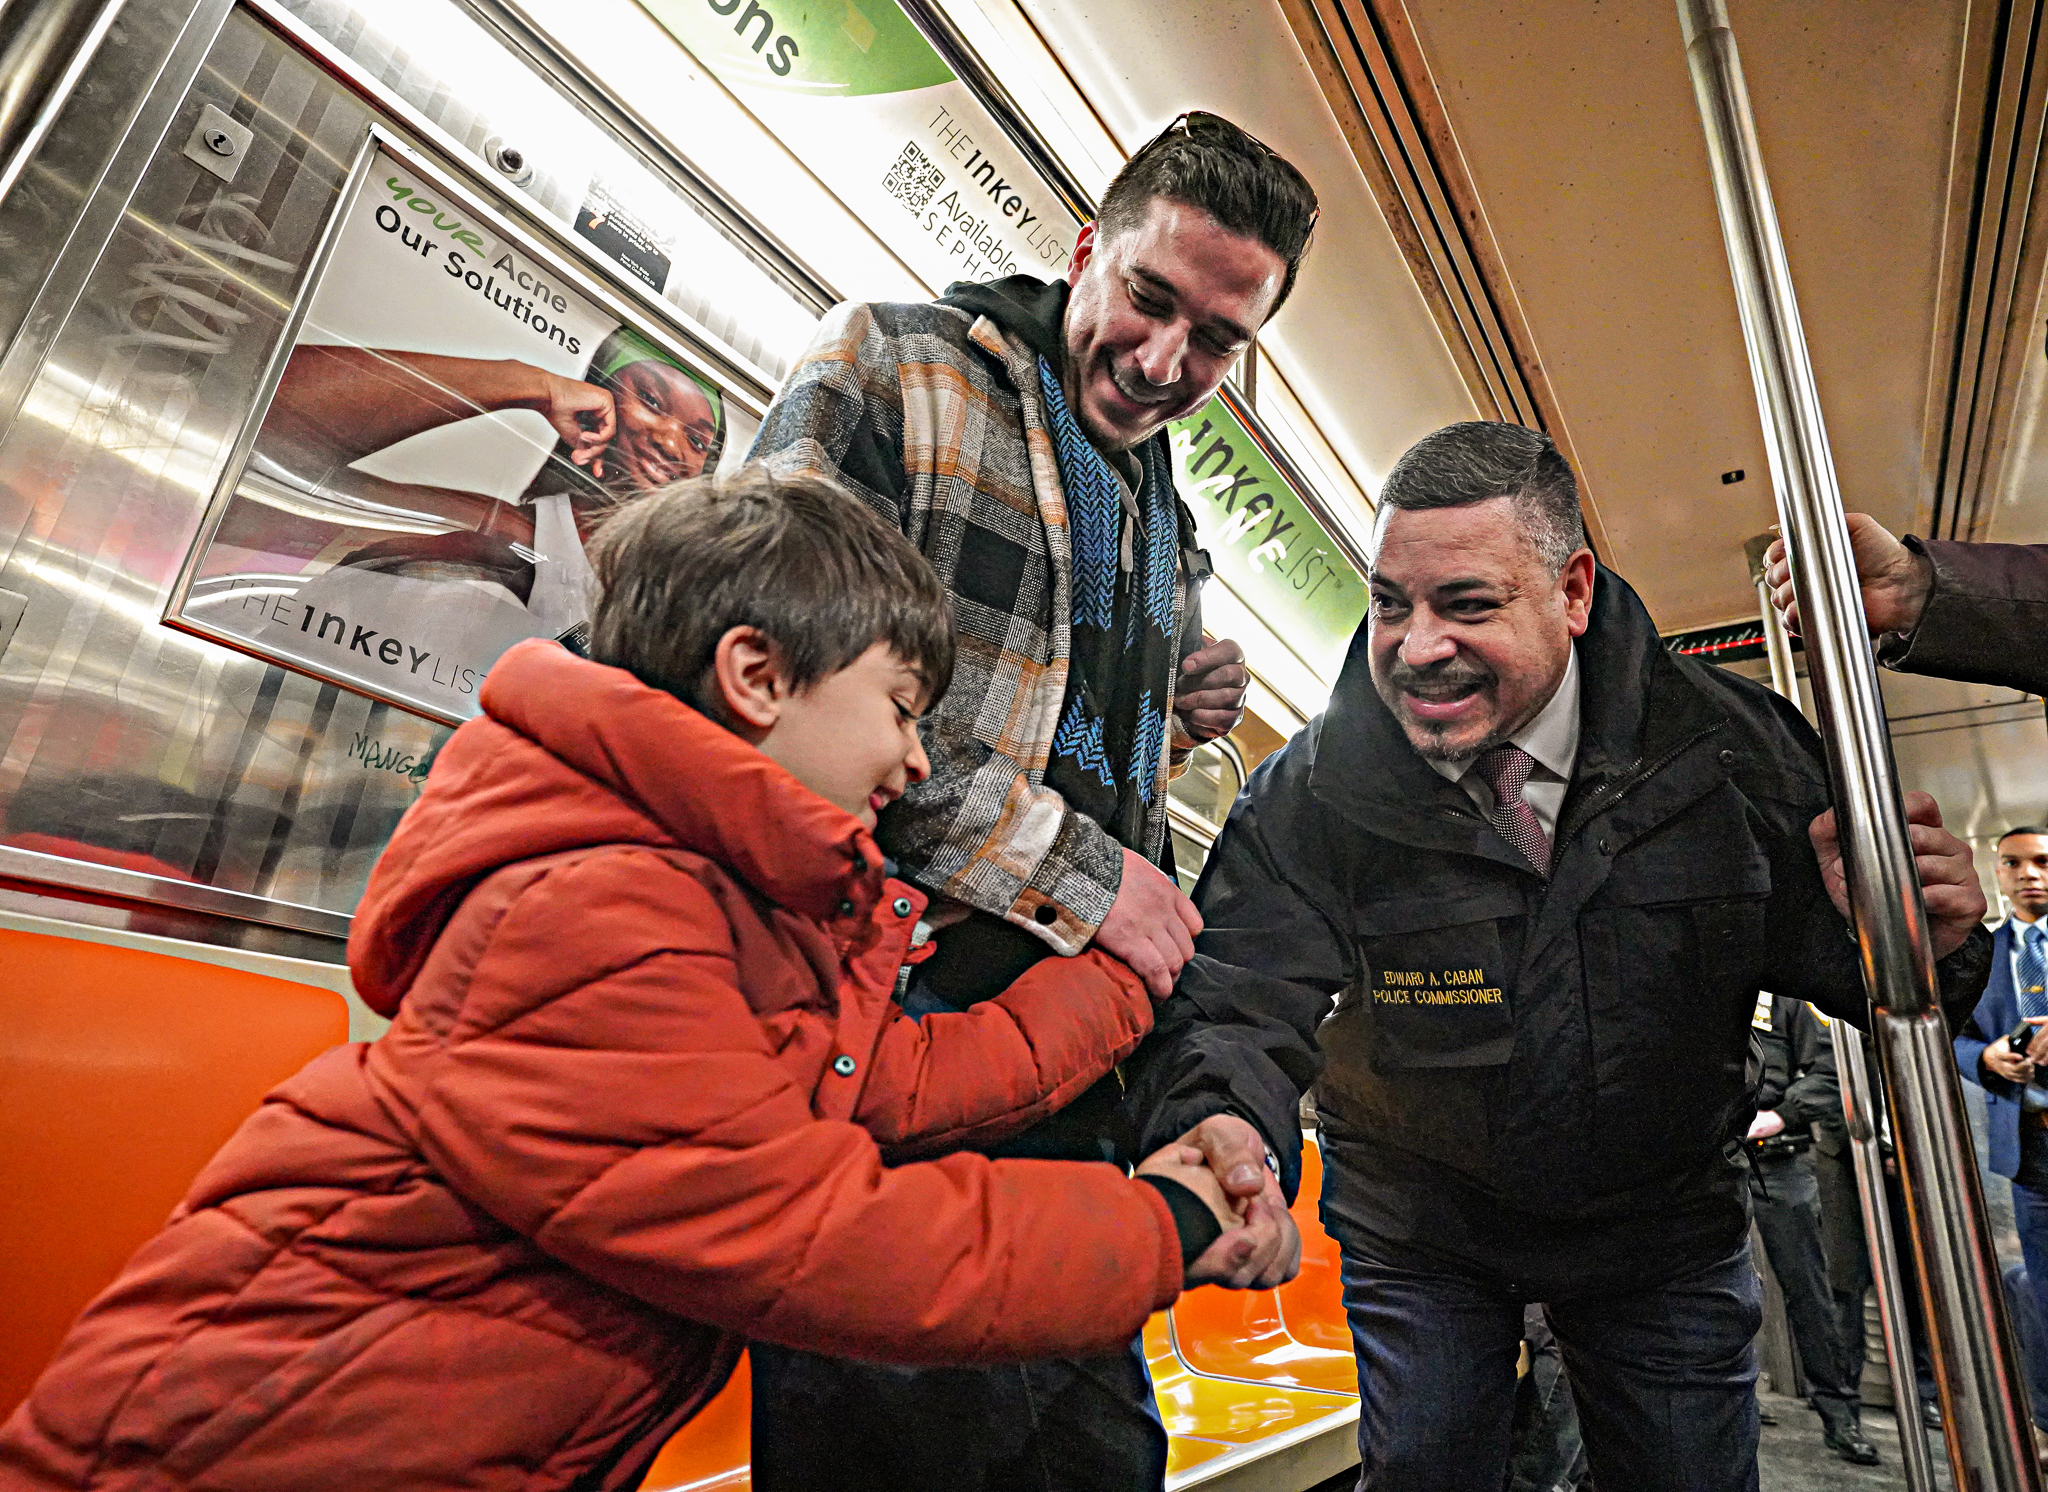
[1763,514,1933,640]
[1809,791,1986,958]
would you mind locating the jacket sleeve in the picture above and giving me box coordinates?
[1746,699,1993,1033]
[382,853,1181,1367]
[854,948,1154,1158]
[1880,537,2048,695]
[1778,1007,1843,1132]
[1753,1020,1791,1114]
[752,301,1124,956]
[1955,986,2013,1096]
[1119,750,1340,1202]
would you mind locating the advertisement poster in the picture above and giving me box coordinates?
[1170,398,1366,683]
[174,145,727,723]
[634,0,1080,292]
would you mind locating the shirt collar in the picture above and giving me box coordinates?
[1427,645,1582,784]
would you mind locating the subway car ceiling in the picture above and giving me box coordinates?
[0,0,2041,957]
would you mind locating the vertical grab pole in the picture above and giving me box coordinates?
[1748,538,1937,1486]
[1679,3,2037,1485]
[1837,1023,1943,1486]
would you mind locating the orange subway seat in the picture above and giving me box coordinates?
[1166,1136,1357,1394]
[0,926,348,1415]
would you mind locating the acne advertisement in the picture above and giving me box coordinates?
[633,0,1080,292]
[172,145,726,724]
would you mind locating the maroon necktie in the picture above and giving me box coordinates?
[1474,744,1552,875]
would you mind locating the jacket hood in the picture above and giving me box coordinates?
[1309,564,1726,833]
[348,639,886,1016]
[940,274,1068,366]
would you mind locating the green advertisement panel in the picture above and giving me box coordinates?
[635,0,1077,289]
[637,0,951,95]
[1170,399,1366,682]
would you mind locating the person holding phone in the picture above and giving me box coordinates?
[1954,826,2048,1464]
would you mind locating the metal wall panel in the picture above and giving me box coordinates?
[0,11,441,929]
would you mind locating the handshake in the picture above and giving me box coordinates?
[1136,1113,1304,1289]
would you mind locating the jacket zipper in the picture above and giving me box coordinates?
[1431,721,1730,859]
[1554,720,1729,857]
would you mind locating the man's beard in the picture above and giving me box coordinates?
[1374,657,1502,763]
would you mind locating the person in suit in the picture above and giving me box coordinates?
[1954,825,2048,1461]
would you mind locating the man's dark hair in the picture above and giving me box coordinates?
[586,463,954,717]
[1375,421,1589,575]
[1999,825,2048,846]
[1098,111,1319,314]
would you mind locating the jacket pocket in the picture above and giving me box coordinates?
[1314,905,1518,1182]
[1579,829,1770,1190]
[1353,918,1515,1071]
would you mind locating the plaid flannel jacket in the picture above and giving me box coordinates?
[753,297,1195,956]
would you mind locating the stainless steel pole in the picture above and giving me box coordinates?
[1679,2,2036,1484]
[1749,541,1936,1484]
[1837,1024,1942,1486]
[1742,535,1803,711]
[0,0,130,206]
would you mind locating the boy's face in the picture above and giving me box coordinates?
[754,642,932,830]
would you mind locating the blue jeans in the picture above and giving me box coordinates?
[1325,1213,1762,1491]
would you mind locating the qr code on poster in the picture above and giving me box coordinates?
[883,141,944,212]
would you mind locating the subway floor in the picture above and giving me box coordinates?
[1758,1390,1952,1492]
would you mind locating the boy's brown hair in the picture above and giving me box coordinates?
[585,463,955,715]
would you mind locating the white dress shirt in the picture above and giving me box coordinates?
[1425,646,1582,838]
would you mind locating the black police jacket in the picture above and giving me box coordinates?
[1753,995,1841,1134]
[1123,566,1991,1289]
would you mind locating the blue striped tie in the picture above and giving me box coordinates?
[2019,922,2047,1022]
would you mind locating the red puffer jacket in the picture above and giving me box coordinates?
[0,641,1179,1491]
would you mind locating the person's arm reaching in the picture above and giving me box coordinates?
[1763,514,2048,695]
[853,947,1156,1158]
[267,346,614,475]
[1122,738,1341,1207]
[1770,782,1992,1030]
[379,852,1289,1364]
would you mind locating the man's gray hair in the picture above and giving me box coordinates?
[1375,421,1588,575]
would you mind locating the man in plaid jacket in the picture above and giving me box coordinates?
[747,113,1319,1492]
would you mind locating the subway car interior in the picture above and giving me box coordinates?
[0,0,2043,1488]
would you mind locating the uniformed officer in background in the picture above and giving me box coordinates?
[1123,420,1993,1491]
[1746,995,1878,1464]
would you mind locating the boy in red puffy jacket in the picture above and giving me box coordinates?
[0,467,1272,1492]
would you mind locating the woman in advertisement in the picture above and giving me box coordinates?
[201,325,724,714]
[262,325,722,629]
